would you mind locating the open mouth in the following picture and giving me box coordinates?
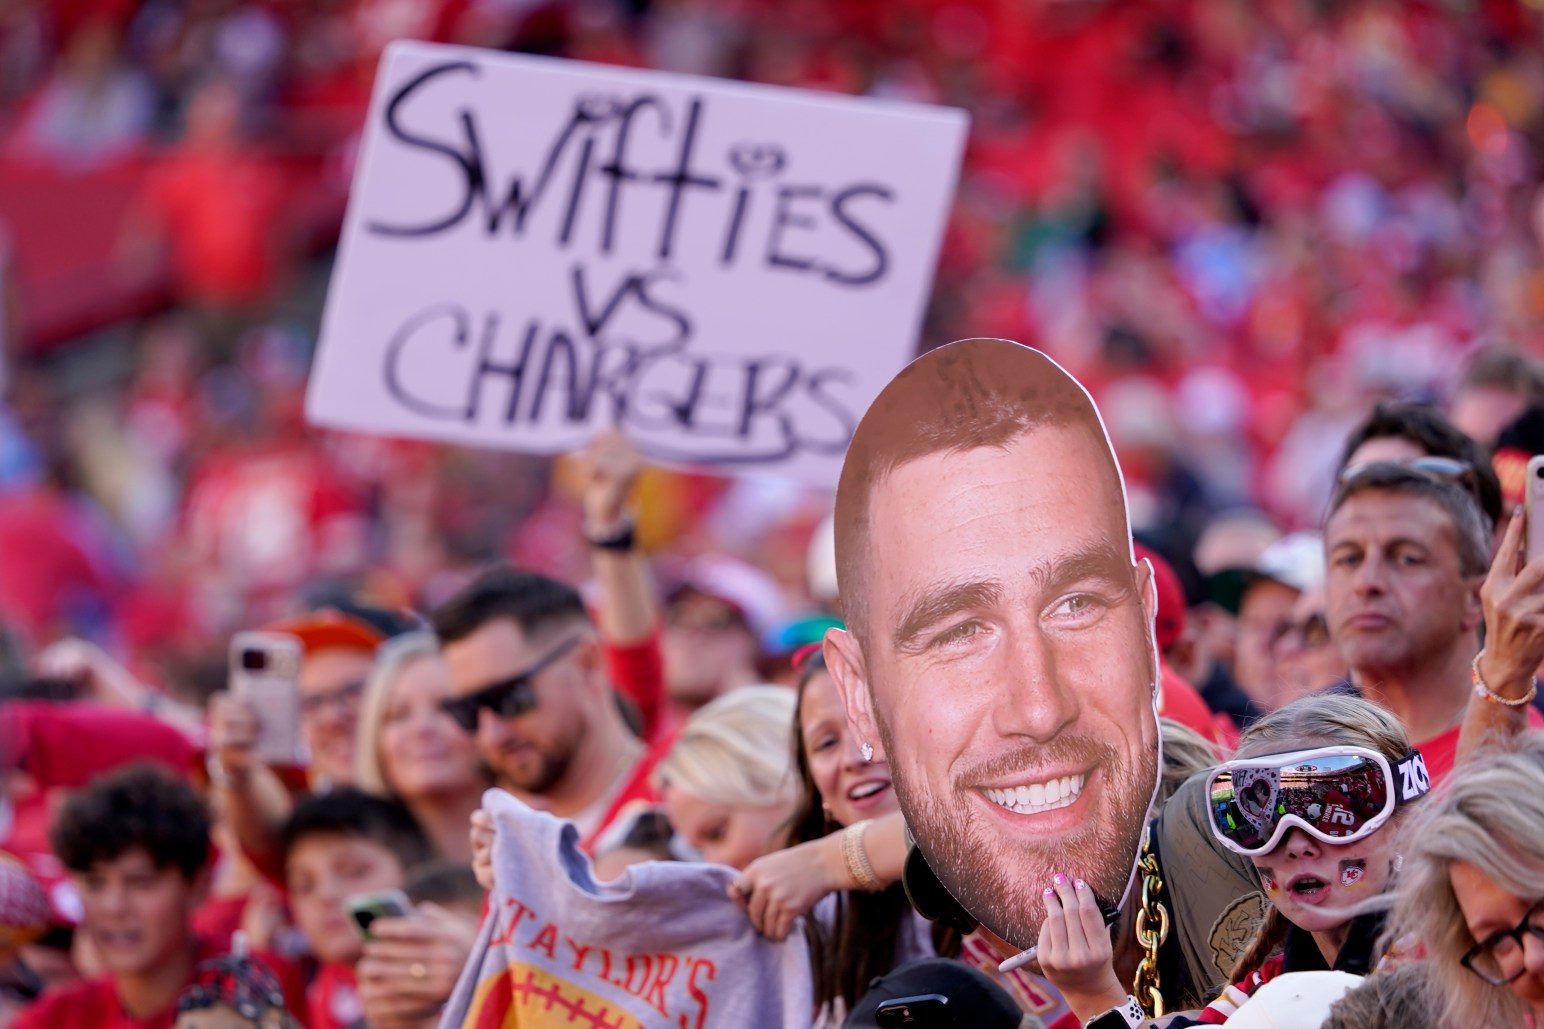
[1287,874,1328,897]
[847,780,889,802]
[982,773,1086,816]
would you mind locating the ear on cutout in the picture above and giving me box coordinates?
[1135,556,1160,692]
[822,628,884,760]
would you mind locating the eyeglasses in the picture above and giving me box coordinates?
[438,637,580,733]
[1272,612,1330,652]
[1207,745,1431,857]
[1461,898,1544,986]
[1338,456,1476,494]
[299,679,366,718]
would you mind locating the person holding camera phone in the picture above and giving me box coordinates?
[280,788,477,1029]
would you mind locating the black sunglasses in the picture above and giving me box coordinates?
[439,637,581,733]
[1461,897,1544,986]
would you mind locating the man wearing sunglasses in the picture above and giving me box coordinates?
[432,568,657,856]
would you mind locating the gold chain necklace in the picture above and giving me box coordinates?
[1132,828,1170,1018]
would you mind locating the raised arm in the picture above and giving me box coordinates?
[1460,509,1544,762]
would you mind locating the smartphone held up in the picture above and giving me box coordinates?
[1528,455,1544,567]
[229,632,307,768]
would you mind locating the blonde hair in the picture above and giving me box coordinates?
[1321,962,1438,1029]
[654,685,799,809]
[1227,693,1414,981]
[1235,692,1411,765]
[1158,717,1218,807]
[1383,730,1544,1028]
[354,631,442,798]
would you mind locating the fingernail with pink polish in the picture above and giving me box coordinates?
[1075,879,1086,891]
[1044,887,1055,896]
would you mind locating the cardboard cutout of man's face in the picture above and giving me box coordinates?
[824,338,1162,948]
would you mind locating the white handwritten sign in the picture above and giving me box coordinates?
[307,41,968,485]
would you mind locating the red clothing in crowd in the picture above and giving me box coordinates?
[1158,661,1234,752]
[0,702,196,892]
[580,629,671,853]
[307,961,363,1029]
[0,487,115,645]
[139,147,289,309]
[603,631,670,746]
[9,939,306,1029]
[1416,702,1544,787]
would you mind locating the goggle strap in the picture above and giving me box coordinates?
[1393,748,1431,804]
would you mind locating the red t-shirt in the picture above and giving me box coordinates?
[308,961,363,1029]
[10,940,305,1029]
[1416,703,1544,787]
[602,631,669,745]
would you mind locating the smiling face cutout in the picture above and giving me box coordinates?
[824,339,1162,947]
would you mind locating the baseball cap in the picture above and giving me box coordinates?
[665,555,785,639]
[1227,970,1361,1028]
[1208,532,1325,615]
[266,607,388,655]
[842,959,1023,1029]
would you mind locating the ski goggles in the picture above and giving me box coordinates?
[1206,745,1430,857]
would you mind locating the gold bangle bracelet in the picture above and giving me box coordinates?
[842,820,881,891]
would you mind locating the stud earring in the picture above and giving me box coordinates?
[861,741,874,762]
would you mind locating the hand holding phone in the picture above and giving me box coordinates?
[1527,456,1544,569]
[347,889,412,940]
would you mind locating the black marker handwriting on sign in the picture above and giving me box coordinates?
[366,60,893,288]
[380,265,858,465]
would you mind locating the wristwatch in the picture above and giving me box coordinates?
[584,517,637,552]
[1083,996,1145,1029]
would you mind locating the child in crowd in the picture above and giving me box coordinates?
[279,787,431,1029]
[11,763,302,1029]
[1038,694,1428,1025]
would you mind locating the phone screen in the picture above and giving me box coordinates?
[347,891,411,940]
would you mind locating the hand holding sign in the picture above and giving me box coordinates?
[582,429,644,538]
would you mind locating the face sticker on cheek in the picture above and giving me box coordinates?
[1339,860,1366,887]
[1258,868,1279,893]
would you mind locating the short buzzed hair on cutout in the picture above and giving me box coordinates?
[834,339,1126,643]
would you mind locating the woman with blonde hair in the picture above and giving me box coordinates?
[1383,731,1544,1028]
[354,631,487,865]
[655,684,800,870]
